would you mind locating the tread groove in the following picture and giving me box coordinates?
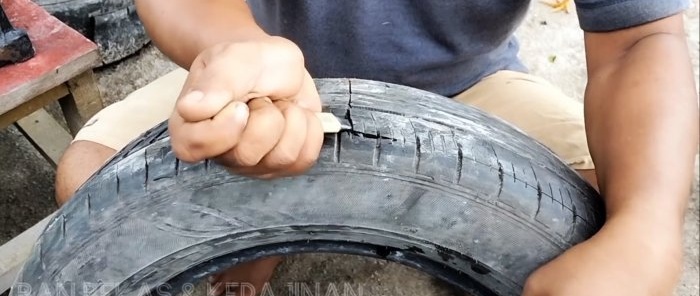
[531,163,543,219]
[373,132,381,166]
[344,109,355,130]
[86,193,91,216]
[143,149,149,190]
[455,141,463,184]
[409,120,421,174]
[115,170,121,194]
[530,164,540,190]
[414,135,421,174]
[371,113,380,167]
[491,144,504,198]
[564,188,573,212]
[334,133,341,163]
[534,186,543,219]
[60,215,66,240]
[346,79,354,130]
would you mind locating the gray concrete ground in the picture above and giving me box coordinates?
[0,1,698,295]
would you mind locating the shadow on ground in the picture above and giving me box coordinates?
[0,127,56,244]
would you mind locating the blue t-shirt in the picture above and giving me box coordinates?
[248,0,689,96]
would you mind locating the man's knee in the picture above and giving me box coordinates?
[55,141,116,206]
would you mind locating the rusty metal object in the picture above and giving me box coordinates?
[0,3,35,67]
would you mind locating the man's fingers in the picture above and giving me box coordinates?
[259,101,308,169]
[278,110,324,176]
[215,98,285,170]
[169,101,249,162]
[223,108,323,177]
[227,97,285,166]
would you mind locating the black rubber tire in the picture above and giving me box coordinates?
[32,0,149,64]
[12,79,604,296]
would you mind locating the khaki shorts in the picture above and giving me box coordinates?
[75,69,594,170]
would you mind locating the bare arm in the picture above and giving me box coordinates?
[524,13,697,295]
[134,0,268,69]
[584,14,698,223]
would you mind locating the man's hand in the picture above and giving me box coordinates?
[169,36,324,178]
[523,211,683,296]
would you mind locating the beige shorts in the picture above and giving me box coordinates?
[75,69,594,170]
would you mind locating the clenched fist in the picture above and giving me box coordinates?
[169,36,324,178]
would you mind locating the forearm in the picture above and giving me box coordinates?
[135,0,268,69]
[584,32,698,227]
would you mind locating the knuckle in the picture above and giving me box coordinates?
[183,134,207,150]
[296,153,319,171]
[211,43,232,55]
[233,147,263,167]
[255,109,286,131]
[522,282,536,295]
[269,36,304,61]
[220,42,258,58]
[262,106,286,122]
[268,150,297,168]
[191,52,209,66]
[303,153,320,167]
[172,144,199,163]
[522,275,546,296]
[219,43,237,55]
[282,103,303,118]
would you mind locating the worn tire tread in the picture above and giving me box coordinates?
[12,79,604,296]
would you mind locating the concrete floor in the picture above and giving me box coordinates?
[1,2,698,295]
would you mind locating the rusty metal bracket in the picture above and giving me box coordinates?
[0,2,35,67]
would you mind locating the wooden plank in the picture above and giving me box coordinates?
[0,85,69,130]
[0,213,55,293]
[0,0,99,114]
[60,70,104,135]
[15,108,72,167]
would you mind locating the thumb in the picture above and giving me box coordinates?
[175,56,259,122]
[176,89,234,122]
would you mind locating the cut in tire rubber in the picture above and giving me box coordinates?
[11,79,605,296]
[32,0,149,64]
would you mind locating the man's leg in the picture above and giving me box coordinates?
[55,68,186,204]
[55,141,116,205]
[453,70,598,189]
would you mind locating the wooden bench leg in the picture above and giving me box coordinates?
[59,70,103,136]
[14,108,73,167]
[0,84,72,167]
